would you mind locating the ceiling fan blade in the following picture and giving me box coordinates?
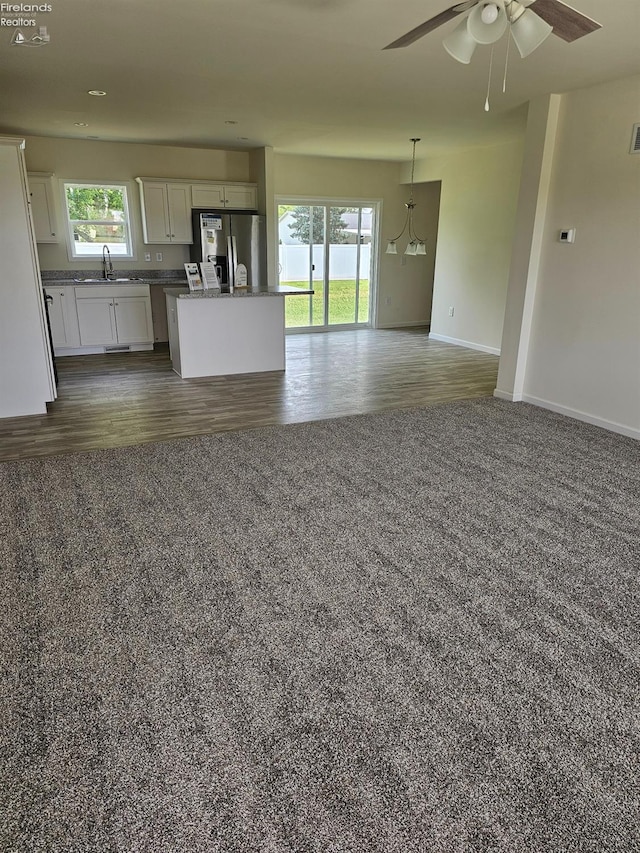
[383,4,468,50]
[529,0,602,42]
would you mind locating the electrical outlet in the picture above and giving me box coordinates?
[448,306,455,317]
[144,253,151,262]
[155,252,163,262]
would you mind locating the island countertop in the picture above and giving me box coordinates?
[164,285,313,299]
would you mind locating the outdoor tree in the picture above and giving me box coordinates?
[288,206,350,244]
[65,186,125,243]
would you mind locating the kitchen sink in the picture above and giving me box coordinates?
[74,277,143,282]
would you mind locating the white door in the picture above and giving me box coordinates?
[141,182,171,243]
[191,184,226,208]
[114,296,153,343]
[167,183,192,242]
[46,290,67,346]
[76,298,117,345]
[224,185,257,209]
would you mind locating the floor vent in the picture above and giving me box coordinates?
[630,123,640,154]
[105,345,131,353]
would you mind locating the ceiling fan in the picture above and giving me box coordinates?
[384,0,602,56]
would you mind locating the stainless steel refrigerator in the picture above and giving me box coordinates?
[190,210,267,292]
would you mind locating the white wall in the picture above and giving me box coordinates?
[414,139,525,354]
[0,138,55,416]
[521,75,640,437]
[23,136,252,273]
[274,153,440,328]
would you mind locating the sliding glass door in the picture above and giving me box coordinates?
[277,202,375,330]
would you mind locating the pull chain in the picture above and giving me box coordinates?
[485,44,495,112]
[503,25,512,93]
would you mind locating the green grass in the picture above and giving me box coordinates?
[284,279,370,328]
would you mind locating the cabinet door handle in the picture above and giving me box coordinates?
[166,233,170,238]
[171,233,175,237]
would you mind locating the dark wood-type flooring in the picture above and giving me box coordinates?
[0,328,499,461]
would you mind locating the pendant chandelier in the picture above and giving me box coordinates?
[385,138,427,256]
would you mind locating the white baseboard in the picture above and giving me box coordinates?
[55,343,154,357]
[493,388,514,402]
[376,321,430,330]
[505,393,640,440]
[428,333,501,356]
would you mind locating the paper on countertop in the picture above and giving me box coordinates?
[235,263,248,288]
[184,262,203,291]
[200,262,220,290]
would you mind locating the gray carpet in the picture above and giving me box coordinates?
[1,398,639,852]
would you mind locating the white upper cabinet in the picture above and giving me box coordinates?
[27,172,59,243]
[221,184,257,210]
[191,184,226,209]
[167,184,192,242]
[137,177,258,244]
[191,182,257,210]
[136,179,193,244]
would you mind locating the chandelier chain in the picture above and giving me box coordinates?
[388,137,426,249]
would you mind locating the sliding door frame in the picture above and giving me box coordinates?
[275,195,383,333]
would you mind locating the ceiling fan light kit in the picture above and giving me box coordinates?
[510,8,554,57]
[442,18,479,63]
[385,1,601,105]
[467,2,508,44]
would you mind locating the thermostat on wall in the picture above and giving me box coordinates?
[559,228,576,243]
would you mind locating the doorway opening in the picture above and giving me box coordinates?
[277,201,378,331]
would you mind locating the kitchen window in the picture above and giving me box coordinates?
[63,181,134,259]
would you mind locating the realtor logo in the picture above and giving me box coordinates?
[11,25,49,44]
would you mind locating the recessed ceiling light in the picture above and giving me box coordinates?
[225,120,238,125]
[74,122,89,127]
[87,90,106,97]
[237,137,249,142]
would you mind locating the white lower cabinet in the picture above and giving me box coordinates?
[45,285,80,348]
[73,284,153,350]
[113,296,154,343]
[75,297,117,345]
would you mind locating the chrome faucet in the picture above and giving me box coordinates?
[102,244,114,280]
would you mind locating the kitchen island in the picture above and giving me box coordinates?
[164,285,312,378]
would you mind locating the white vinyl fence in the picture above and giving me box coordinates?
[279,244,371,282]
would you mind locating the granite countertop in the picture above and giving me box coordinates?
[41,272,313,295]
[43,278,188,287]
[164,285,314,299]
[40,270,189,287]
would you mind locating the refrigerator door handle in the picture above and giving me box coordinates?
[228,234,237,289]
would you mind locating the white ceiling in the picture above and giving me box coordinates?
[0,0,638,161]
